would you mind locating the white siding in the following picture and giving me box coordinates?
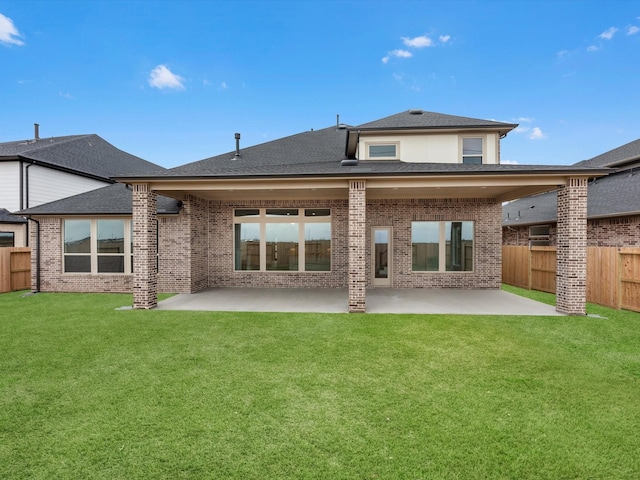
[0,162,21,212]
[358,133,500,164]
[26,165,108,208]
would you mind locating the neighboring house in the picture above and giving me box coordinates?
[0,125,165,246]
[19,110,610,314]
[0,209,27,247]
[503,138,640,247]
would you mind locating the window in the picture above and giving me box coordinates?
[412,221,474,272]
[63,219,132,273]
[462,137,483,164]
[0,232,15,248]
[234,208,331,272]
[529,225,550,247]
[367,142,398,160]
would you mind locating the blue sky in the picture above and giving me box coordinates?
[1,0,639,167]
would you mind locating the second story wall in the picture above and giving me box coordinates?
[0,162,21,211]
[357,132,500,164]
[26,164,108,208]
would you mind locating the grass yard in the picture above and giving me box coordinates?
[1,289,639,479]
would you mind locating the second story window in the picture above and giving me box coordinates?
[366,142,399,160]
[462,137,483,164]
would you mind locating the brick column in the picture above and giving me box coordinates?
[132,183,158,309]
[556,177,588,315]
[348,180,366,313]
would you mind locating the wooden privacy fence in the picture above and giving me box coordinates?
[0,247,31,293]
[502,246,640,312]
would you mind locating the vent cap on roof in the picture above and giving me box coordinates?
[408,109,423,115]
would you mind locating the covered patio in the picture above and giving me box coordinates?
[155,287,563,316]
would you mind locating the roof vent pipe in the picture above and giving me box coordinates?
[233,132,241,160]
[34,123,40,141]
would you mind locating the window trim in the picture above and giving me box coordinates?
[365,142,399,160]
[411,220,475,273]
[461,136,484,164]
[233,208,332,273]
[62,218,133,274]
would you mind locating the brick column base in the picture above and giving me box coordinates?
[132,183,158,309]
[348,180,366,312]
[556,178,587,315]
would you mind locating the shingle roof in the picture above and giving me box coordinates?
[503,169,640,225]
[16,183,181,216]
[574,138,640,168]
[0,134,166,179]
[354,109,518,131]
[0,208,27,224]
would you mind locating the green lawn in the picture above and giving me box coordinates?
[1,289,639,479]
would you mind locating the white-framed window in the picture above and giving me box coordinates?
[366,142,399,160]
[462,137,483,164]
[411,221,474,272]
[63,219,132,274]
[0,232,15,247]
[234,208,331,272]
[529,225,550,246]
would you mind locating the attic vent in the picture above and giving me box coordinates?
[408,109,423,115]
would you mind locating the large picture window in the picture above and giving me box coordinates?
[412,221,474,272]
[63,219,132,274]
[234,208,331,272]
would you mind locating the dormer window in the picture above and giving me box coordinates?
[462,137,483,164]
[366,142,399,160]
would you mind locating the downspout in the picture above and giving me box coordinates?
[28,217,41,293]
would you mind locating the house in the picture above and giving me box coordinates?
[0,209,27,247]
[0,125,165,246]
[503,138,640,247]
[18,110,610,315]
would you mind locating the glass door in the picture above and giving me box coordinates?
[372,227,392,286]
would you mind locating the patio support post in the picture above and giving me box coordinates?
[132,183,158,309]
[556,177,588,315]
[348,180,366,312]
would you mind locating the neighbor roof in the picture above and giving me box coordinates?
[574,137,640,169]
[0,208,27,224]
[0,134,166,180]
[503,168,640,226]
[17,183,181,216]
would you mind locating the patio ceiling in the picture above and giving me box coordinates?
[141,172,587,203]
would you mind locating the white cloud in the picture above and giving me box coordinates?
[501,159,519,165]
[586,45,599,52]
[516,117,534,123]
[59,91,73,99]
[402,35,433,48]
[0,13,24,46]
[439,35,451,44]
[599,27,618,40]
[148,65,185,90]
[628,25,639,35]
[529,127,546,140]
[221,81,228,89]
[382,49,412,63]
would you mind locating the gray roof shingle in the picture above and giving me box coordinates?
[574,138,640,168]
[16,183,181,216]
[354,109,518,131]
[0,134,166,179]
[0,208,27,224]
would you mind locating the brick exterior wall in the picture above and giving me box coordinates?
[186,194,210,292]
[208,199,349,288]
[132,184,157,309]
[369,198,503,288]
[503,215,640,247]
[556,178,588,315]
[349,181,367,312]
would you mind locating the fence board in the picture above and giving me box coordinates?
[620,249,640,312]
[0,247,31,293]
[530,247,556,293]
[502,246,530,289]
[586,247,618,309]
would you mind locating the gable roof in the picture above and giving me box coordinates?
[503,169,640,225]
[0,208,27,224]
[0,134,166,180]
[574,138,640,169]
[16,183,181,216]
[354,109,518,131]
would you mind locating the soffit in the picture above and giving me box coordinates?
[144,173,582,203]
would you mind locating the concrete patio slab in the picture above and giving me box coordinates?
[156,288,563,316]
